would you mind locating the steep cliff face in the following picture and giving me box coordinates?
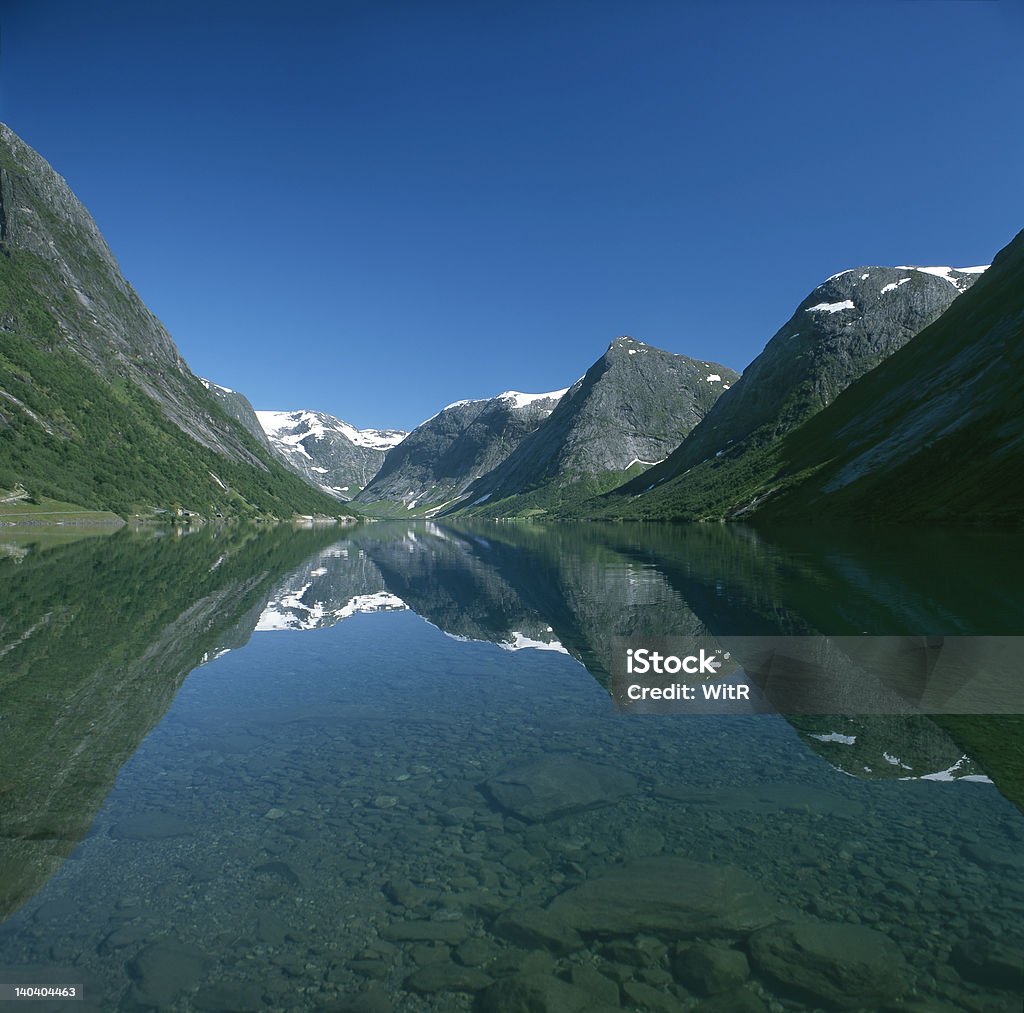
[199,379,275,452]
[0,123,344,518]
[0,125,265,465]
[356,389,565,514]
[592,264,985,520]
[755,229,1024,524]
[456,337,738,516]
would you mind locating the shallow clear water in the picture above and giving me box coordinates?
[0,522,1021,1012]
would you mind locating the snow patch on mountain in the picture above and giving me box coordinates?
[256,409,406,451]
[880,278,911,295]
[199,377,235,394]
[418,389,567,427]
[893,265,990,291]
[496,389,569,409]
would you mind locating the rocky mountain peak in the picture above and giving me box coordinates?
[453,339,740,515]
[356,388,569,514]
[255,409,407,500]
[601,257,990,520]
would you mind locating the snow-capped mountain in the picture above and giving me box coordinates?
[750,235,1022,524]
[355,388,568,514]
[256,409,407,500]
[601,263,989,520]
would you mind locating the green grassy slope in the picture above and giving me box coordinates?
[0,320,345,519]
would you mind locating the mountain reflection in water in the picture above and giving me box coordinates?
[0,521,1021,1012]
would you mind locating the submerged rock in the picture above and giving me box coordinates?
[477,972,621,1012]
[403,962,493,994]
[193,981,266,1012]
[381,920,468,944]
[547,856,781,938]
[693,988,769,1012]
[673,941,750,995]
[567,964,620,1005]
[127,938,211,1007]
[748,918,912,1008]
[621,979,682,1013]
[492,907,584,955]
[481,755,637,822]
[950,937,1023,991]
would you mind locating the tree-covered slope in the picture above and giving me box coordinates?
[0,123,346,519]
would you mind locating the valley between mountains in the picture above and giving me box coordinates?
[1,121,1021,528]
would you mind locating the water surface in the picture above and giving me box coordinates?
[1,522,1021,1012]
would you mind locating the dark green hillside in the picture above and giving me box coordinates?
[578,263,982,522]
[755,228,1024,525]
[580,232,1021,526]
[0,322,344,519]
[0,123,347,520]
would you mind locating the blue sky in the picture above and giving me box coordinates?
[2,1,1022,431]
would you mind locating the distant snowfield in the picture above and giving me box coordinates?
[255,409,407,451]
[496,388,569,409]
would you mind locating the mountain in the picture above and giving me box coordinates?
[750,228,1024,524]
[355,388,567,515]
[585,264,986,521]
[453,336,739,516]
[0,123,345,520]
[198,378,275,452]
[255,409,406,500]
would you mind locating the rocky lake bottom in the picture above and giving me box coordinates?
[1,607,1021,1013]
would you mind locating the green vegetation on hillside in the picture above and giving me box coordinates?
[2,124,353,522]
[460,464,652,518]
[0,271,347,519]
[565,441,801,522]
[0,488,123,526]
